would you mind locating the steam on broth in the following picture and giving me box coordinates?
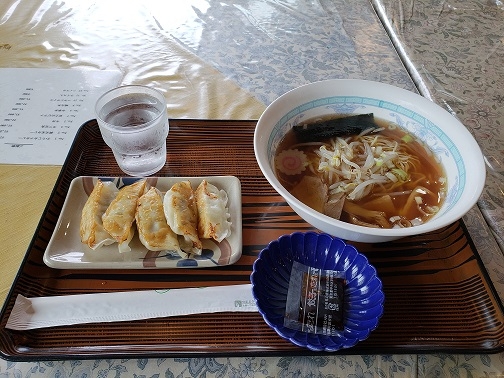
[274,114,447,229]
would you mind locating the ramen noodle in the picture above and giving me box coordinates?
[274,114,447,229]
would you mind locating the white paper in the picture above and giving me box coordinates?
[0,68,122,165]
[6,284,258,330]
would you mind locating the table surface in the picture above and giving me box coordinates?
[0,0,503,377]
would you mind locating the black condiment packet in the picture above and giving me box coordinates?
[284,261,345,335]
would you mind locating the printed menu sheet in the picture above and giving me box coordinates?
[0,68,122,165]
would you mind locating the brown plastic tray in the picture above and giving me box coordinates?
[1,119,504,361]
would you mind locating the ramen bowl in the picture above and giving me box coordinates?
[254,79,486,243]
[251,232,384,352]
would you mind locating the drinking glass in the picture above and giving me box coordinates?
[95,85,169,176]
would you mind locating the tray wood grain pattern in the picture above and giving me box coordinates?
[1,119,503,360]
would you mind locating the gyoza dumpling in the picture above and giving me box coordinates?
[102,179,147,253]
[136,187,184,257]
[80,179,119,250]
[195,180,232,242]
[163,181,202,255]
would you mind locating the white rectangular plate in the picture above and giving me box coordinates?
[43,176,242,269]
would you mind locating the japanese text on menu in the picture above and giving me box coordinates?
[1,88,88,148]
[0,68,121,165]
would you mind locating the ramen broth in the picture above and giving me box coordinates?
[274,114,447,229]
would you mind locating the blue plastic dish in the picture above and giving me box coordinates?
[251,231,384,352]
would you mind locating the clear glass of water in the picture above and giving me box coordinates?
[95,85,169,176]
